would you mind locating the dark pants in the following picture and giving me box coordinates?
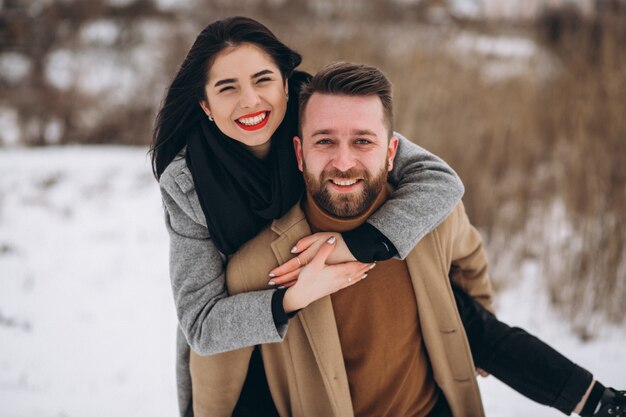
[452,284,593,415]
[427,394,454,417]
[232,286,593,417]
[232,347,280,417]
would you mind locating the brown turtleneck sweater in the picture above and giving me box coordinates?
[303,185,438,417]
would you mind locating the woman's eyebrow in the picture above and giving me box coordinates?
[252,69,274,79]
[213,70,274,88]
[214,78,236,88]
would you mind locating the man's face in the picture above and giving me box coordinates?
[294,93,398,218]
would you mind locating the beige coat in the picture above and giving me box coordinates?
[190,201,493,417]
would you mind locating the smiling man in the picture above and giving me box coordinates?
[286,62,483,417]
[296,93,396,219]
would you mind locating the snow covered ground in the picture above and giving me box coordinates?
[0,146,623,417]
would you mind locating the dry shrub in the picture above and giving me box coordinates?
[5,1,624,333]
[534,4,626,335]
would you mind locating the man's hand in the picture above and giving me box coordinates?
[280,236,375,313]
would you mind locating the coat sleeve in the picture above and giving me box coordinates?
[366,133,465,259]
[448,202,495,313]
[159,160,288,355]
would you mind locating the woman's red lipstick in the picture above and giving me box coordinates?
[235,111,270,131]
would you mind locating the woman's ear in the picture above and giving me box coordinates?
[199,100,211,117]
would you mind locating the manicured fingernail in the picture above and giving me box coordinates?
[268,273,276,278]
[290,246,298,253]
[362,274,368,279]
[369,263,376,270]
[268,281,276,286]
[327,236,336,244]
[278,285,286,290]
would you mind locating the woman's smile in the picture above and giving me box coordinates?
[235,110,271,131]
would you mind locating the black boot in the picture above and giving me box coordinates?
[593,388,626,417]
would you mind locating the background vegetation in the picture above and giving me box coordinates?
[1,0,624,337]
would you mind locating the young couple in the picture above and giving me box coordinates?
[151,16,624,417]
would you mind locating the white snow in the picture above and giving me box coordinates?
[0,146,624,417]
[44,49,76,91]
[454,33,537,61]
[0,52,32,84]
[0,108,21,146]
[449,32,559,82]
[0,147,177,417]
[45,48,137,100]
[80,19,121,46]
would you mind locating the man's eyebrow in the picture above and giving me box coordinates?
[352,129,377,136]
[311,129,334,136]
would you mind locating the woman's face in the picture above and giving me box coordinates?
[201,43,288,147]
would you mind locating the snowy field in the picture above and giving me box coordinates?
[0,146,623,417]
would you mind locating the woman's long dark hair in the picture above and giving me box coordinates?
[150,16,302,180]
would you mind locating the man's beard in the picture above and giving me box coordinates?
[303,163,388,218]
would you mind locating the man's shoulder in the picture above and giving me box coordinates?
[227,203,310,294]
[431,201,467,236]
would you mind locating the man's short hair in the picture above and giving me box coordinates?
[299,62,394,137]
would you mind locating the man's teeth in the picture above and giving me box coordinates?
[238,112,267,126]
[332,179,358,186]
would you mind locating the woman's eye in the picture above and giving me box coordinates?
[218,86,234,93]
[257,77,272,84]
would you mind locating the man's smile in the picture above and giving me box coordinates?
[328,178,364,193]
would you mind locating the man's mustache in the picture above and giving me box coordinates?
[320,168,367,181]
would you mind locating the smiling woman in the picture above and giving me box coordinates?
[199,44,288,146]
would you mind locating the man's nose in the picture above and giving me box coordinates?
[239,85,261,108]
[331,148,357,172]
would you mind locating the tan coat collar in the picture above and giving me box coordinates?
[270,203,354,416]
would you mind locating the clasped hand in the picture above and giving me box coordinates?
[269,233,375,313]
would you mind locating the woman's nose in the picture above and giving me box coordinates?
[239,86,261,108]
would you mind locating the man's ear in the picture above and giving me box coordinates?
[387,135,399,172]
[199,100,211,117]
[293,136,304,172]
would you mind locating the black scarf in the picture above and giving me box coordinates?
[186,71,310,255]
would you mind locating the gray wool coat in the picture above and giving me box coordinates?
[158,133,464,417]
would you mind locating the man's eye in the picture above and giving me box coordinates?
[316,139,332,145]
[355,139,371,144]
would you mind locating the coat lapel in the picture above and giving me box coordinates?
[298,298,353,417]
[270,204,354,417]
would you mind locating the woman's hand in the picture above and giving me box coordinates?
[281,236,375,313]
[268,232,359,287]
